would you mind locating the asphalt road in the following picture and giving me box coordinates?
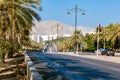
[28,51,120,80]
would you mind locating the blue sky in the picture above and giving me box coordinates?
[38,0,120,28]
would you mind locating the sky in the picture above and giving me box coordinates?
[37,0,120,28]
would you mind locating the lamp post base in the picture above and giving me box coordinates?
[74,46,76,54]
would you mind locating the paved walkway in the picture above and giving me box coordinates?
[57,52,120,64]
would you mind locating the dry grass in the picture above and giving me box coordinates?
[0,54,26,80]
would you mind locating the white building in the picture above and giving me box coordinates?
[29,21,95,43]
[30,34,71,43]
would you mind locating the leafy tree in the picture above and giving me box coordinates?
[85,33,95,51]
[114,36,120,50]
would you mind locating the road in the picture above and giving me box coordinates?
[28,51,120,80]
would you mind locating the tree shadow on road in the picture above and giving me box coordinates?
[28,51,119,80]
[45,56,118,80]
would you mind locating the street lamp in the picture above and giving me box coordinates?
[52,22,63,39]
[52,22,63,52]
[67,4,85,54]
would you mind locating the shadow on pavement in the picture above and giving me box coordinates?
[45,54,118,80]
[28,51,118,80]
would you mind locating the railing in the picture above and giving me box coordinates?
[25,51,43,80]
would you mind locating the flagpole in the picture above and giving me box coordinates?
[103,26,105,49]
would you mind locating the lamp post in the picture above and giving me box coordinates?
[52,22,63,52]
[52,22,63,39]
[67,4,85,54]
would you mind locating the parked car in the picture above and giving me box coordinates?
[100,48,115,56]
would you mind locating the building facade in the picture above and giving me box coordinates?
[30,34,71,43]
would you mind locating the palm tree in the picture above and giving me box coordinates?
[106,23,120,49]
[72,30,84,53]
[0,0,41,38]
[99,26,109,49]
[64,37,74,52]
[0,0,41,59]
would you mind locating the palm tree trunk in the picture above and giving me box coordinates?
[8,0,15,58]
[12,0,15,41]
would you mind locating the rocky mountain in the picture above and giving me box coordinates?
[30,20,95,36]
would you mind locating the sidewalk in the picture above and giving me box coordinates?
[58,52,120,64]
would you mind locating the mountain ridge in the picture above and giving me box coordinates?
[30,20,95,36]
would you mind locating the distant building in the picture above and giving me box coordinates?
[29,34,71,43]
[29,21,95,43]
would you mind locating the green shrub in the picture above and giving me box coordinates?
[0,52,2,62]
